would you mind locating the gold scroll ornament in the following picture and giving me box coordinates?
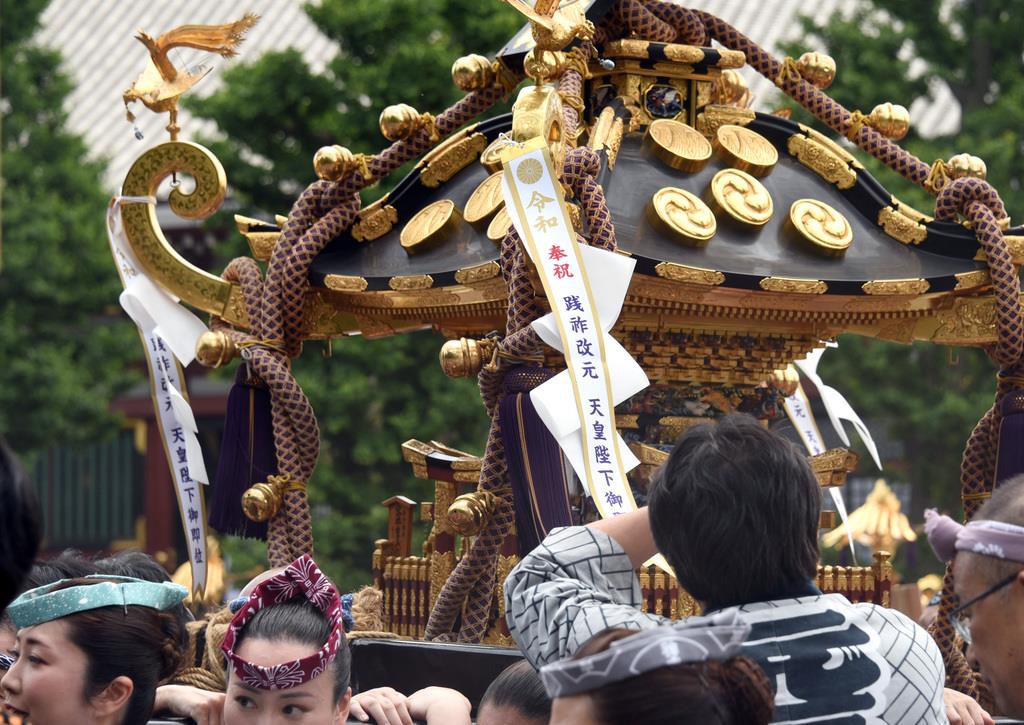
[649,187,717,245]
[400,199,461,254]
[709,168,773,226]
[643,119,712,173]
[789,199,852,256]
[715,124,778,176]
[464,171,505,224]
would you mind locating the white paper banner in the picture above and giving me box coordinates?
[784,373,856,564]
[107,196,210,596]
[500,137,649,523]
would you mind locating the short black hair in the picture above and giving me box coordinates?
[480,659,550,722]
[648,414,820,609]
[20,549,95,592]
[0,438,41,613]
[237,597,351,702]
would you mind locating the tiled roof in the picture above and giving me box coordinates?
[35,0,957,192]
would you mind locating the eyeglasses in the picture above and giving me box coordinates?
[949,571,1019,645]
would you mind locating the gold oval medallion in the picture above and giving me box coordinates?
[709,168,773,226]
[649,187,717,245]
[486,206,513,243]
[789,199,853,255]
[715,124,779,176]
[400,199,460,255]
[464,171,505,224]
[480,137,507,173]
[644,119,713,173]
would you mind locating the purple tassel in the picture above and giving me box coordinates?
[995,388,1024,486]
[208,365,276,539]
[499,368,573,555]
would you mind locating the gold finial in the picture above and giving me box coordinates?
[452,54,495,91]
[447,491,501,536]
[439,337,497,378]
[867,102,910,140]
[795,52,836,90]
[194,330,237,368]
[122,13,259,141]
[499,0,594,52]
[313,145,355,181]
[948,153,987,180]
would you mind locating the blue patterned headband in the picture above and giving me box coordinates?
[6,575,187,629]
[539,611,751,698]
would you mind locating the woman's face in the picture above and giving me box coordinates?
[224,637,349,725]
[549,694,601,725]
[1,619,92,725]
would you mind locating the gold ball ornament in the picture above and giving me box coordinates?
[452,54,495,91]
[313,144,354,181]
[948,153,987,180]
[379,103,421,141]
[867,102,910,140]
[767,367,800,397]
[713,69,750,105]
[447,491,500,536]
[796,52,836,90]
[194,330,237,368]
[523,49,563,83]
[241,481,282,522]
[439,337,495,378]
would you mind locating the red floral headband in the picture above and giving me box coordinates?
[221,554,344,690]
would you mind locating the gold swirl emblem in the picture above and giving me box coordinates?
[516,157,543,184]
[464,171,505,224]
[644,119,712,173]
[649,187,717,245]
[400,199,460,255]
[789,199,853,255]
[486,206,513,243]
[715,124,779,176]
[709,169,773,226]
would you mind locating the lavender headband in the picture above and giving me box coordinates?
[221,554,344,690]
[925,509,1024,564]
[539,611,751,698]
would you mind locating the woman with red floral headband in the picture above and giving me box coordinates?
[222,555,472,725]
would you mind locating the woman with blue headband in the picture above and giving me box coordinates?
[1,575,187,725]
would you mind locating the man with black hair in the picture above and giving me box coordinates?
[507,414,947,724]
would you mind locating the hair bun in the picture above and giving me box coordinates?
[158,609,186,680]
[720,656,775,723]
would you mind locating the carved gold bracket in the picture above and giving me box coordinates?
[120,141,242,323]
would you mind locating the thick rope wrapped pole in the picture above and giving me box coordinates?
[208,78,518,566]
[425,142,620,642]
[926,178,1018,700]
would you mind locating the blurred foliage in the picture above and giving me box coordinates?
[0,0,141,455]
[778,2,1023,565]
[187,0,522,590]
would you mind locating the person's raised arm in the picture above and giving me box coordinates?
[586,507,658,568]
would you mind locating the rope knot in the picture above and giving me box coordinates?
[774,56,802,88]
[237,338,287,355]
[845,110,869,141]
[926,159,951,194]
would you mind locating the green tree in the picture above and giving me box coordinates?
[0,0,140,454]
[780,2,1022,532]
[188,0,522,590]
